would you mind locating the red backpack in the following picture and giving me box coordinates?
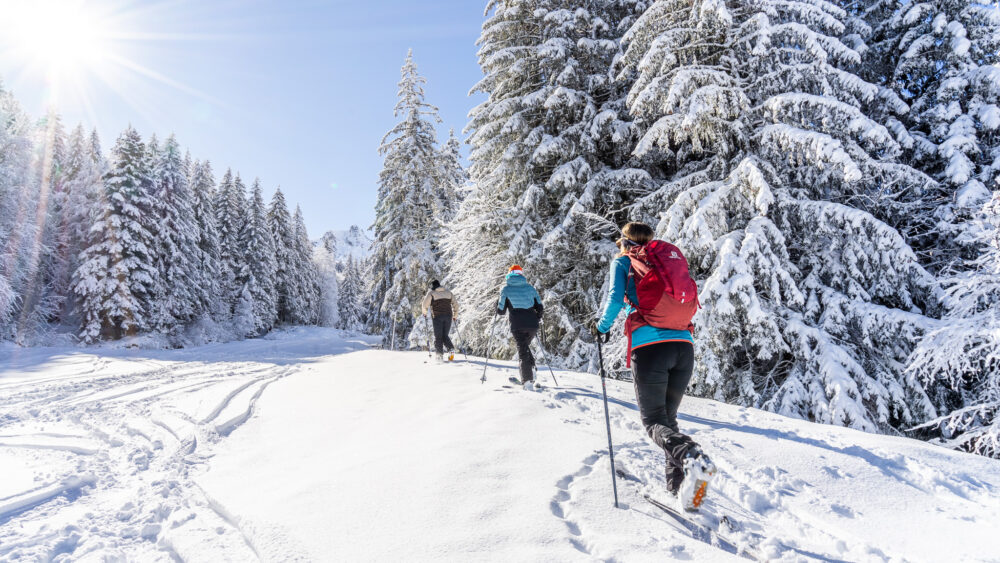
[624,240,698,359]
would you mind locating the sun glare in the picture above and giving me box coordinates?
[1,0,222,122]
[0,0,116,103]
[4,0,110,81]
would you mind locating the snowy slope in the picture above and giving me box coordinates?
[325,225,372,262]
[1,329,998,562]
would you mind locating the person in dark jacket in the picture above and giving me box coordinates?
[421,280,459,362]
[496,265,544,384]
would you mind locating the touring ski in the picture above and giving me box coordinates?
[613,466,758,560]
[643,493,758,560]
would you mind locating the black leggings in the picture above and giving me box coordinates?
[432,315,454,354]
[631,341,697,491]
[512,328,537,382]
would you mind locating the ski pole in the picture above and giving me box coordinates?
[454,319,469,360]
[481,315,498,384]
[426,312,432,357]
[596,337,620,509]
[536,324,560,387]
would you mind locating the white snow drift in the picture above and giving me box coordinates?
[1,328,997,561]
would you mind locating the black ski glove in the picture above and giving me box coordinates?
[590,323,610,344]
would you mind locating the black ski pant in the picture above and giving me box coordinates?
[512,328,537,383]
[432,314,454,354]
[631,341,698,493]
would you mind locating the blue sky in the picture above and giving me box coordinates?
[0,0,486,237]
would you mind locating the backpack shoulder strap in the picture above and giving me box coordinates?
[625,245,652,279]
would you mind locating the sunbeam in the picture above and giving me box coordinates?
[0,0,225,117]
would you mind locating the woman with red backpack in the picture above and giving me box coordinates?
[592,222,715,510]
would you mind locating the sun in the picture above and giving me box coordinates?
[0,0,116,100]
[2,2,113,74]
[1,0,222,120]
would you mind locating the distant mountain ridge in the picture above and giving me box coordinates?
[317,225,372,262]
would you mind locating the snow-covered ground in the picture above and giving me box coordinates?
[1,328,997,562]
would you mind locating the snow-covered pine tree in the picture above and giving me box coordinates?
[320,231,337,255]
[239,179,278,335]
[57,125,103,325]
[214,169,247,313]
[292,205,321,325]
[145,134,160,181]
[313,232,340,328]
[268,188,297,323]
[231,282,258,339]
[866,0,1000,269]
[369,50,446,344]
[436,129,467,224]
[358,255,379,332]
[337,255,364,331]
[617,0,940,432]
[190,160,223,320]
[449,0,649,362]
[0,81,36,340]
[909,191,1000,457]
[149,134,201,341]
[16,111,69,339]
[74,125,157,342]
[89,128,106,176]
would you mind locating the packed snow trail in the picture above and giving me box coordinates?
[0,328,377,561]
[2,329,999,561]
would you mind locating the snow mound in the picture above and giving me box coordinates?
[1,329,997,561]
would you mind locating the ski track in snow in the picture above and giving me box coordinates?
[2,329,999,562]
[0,328,378,561]
[506,371,999,562]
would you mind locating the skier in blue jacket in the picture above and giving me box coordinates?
[496,265,544,384]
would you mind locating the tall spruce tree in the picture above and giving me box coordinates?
[0,81,36,340]
[18,112,69,338]
[74,126,157,342]
[436,129,467,223]
[240,179,278,334]
[268,188,297,323]
[89,128,106,176]
[909,191,1000,457]
[864,0,1000,269]
[292,205,321,325]
[314,232,340,328]
[370,50,446,343]
[56,125,103,325]
[338,255,364,331]
[449,0,649,363]
[214,169,247,312]
[615,0,941,432]
[149,134,201,339]
[190,160,223,319]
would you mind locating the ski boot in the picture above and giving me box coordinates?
[435,352,444,364]
[448,352,455,362]
[677,448,716,511]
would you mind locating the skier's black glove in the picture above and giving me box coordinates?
[590,323,610,344]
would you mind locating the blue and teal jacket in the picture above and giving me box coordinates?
[497,272,544,330]
[597,255,693,351]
